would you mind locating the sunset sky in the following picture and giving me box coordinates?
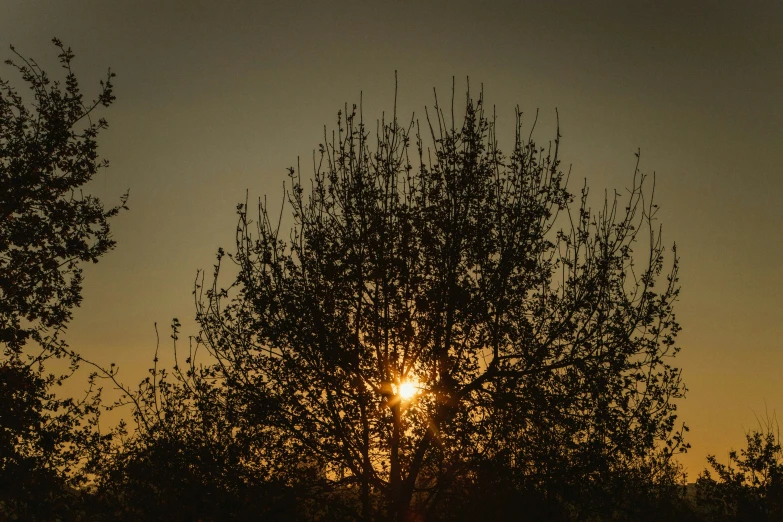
[2,0,781,478]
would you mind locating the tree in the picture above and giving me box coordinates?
[177,83,685,521]
[0,39,125,519]
[696,418,783,522]
[92,321,354,521]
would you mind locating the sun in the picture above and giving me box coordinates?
[398,381,417,400]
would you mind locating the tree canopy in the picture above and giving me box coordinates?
[171,85,688,520]
[0,39,125,519]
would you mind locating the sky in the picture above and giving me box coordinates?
[1,0,781,478]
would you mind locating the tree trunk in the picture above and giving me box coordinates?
[389,402,402,521]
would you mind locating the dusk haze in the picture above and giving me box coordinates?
[1,1,781,520]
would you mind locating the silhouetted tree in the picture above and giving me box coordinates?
[696,419,783,522]
[182,82,686,521]
[92,322,358,521]
[0,39,125,519]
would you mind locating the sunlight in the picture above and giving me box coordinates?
[398,381,417,401]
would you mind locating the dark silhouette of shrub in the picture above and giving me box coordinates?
[696,417,783,522]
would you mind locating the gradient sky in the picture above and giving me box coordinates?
[2,0,781,478]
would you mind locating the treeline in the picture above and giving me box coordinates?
[5,351,783,522]
[2,41,782,522]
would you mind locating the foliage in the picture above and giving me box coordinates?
[696,419,783,521]
[0,38,125,352]
[173,84,688,521]
[0,39,124,519]
[90,322,359,521]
